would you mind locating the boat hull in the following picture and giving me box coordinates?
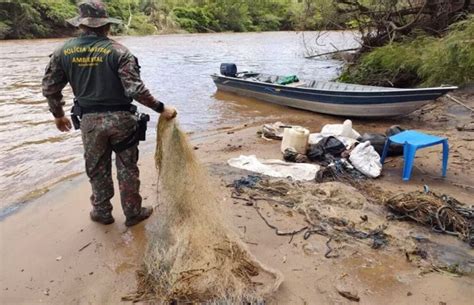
[212,75,455,117]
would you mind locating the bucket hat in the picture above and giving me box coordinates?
[67,0,122,28]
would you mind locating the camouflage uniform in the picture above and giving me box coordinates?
[42,30,163,219]
[80,112,141,217]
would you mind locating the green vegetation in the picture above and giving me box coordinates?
[1,0,471,87]
[339,16,474,87]
[0,0,76,39]
[0,0,345,39]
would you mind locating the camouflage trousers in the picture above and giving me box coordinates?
[81,111,142,218]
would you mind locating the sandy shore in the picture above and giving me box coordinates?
[1,94,474,305]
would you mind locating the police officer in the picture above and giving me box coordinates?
[42,0,177,226]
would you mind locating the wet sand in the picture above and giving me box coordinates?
[1,93,474,305]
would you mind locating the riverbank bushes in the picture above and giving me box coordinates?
[0,0,76,39]
[153,0,345,33]
[339,16,474,88]
[0,0,346,39]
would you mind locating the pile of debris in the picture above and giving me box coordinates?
[227,119,473,278]
[386,189,474,247]
[235,120,406,183]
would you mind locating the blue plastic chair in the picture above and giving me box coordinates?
[380,130,449,181]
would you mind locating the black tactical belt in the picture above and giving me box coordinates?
[81,104,135,114]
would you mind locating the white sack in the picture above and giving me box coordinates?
[349,141,382,178]
[228,155,320,181]
[320,119,361,139]
[308,133,325,145]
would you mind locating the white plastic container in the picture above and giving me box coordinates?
[321,119,360,139]
[281,126,310,154]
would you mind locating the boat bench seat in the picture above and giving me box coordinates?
[286,81,307,88]
[255,74,295,84]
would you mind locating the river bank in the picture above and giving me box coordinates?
[1,92,473,304]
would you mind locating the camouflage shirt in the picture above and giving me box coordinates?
[42,31,164,118]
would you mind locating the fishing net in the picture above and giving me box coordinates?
[230,178,389,251]
[139,118,283,303]
[385,191,474,247]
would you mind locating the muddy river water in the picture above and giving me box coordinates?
[0,31,358,215]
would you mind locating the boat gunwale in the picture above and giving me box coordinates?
[211,74,458,94]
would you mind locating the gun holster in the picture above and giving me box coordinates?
[71,100,82,130]
[112,112,150,153]
[137,113,150,141]
[111,111,150,153]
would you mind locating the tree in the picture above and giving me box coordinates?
[0,1,47,39]
[0,0,76,39]
[334,0,473,48]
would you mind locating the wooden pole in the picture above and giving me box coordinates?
[446,94,474,112]
[305,48,360,59]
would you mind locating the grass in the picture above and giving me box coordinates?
[338,15,474,87]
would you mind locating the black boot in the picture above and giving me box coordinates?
[125,207,153,227]
[90,210,115,225]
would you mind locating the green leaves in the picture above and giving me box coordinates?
[1,0,349,38]
[173,6,214,33]
[0,1,47,39]
[339,16,474,87]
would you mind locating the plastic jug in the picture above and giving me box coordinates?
[340,120,357,138]
[281,126,310,154]
[321,119,360,139]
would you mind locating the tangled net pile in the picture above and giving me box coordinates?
[386,191,474,247]
[138,118,283,303]
[230,177,389,252]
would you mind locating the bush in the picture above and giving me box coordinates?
[339,16,474,87]
[36,0,76,25]
[208,1,251,32]
[128,12,156,35]
[0,1,49,38]
[254,13,282,31]
[173,6,214,33]
[419,17,474,86]
[0,21,10,39]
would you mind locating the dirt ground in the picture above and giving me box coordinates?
[1,92,473,305]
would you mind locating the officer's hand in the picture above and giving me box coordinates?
[161,106,177,120]
[55,116,72,132]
